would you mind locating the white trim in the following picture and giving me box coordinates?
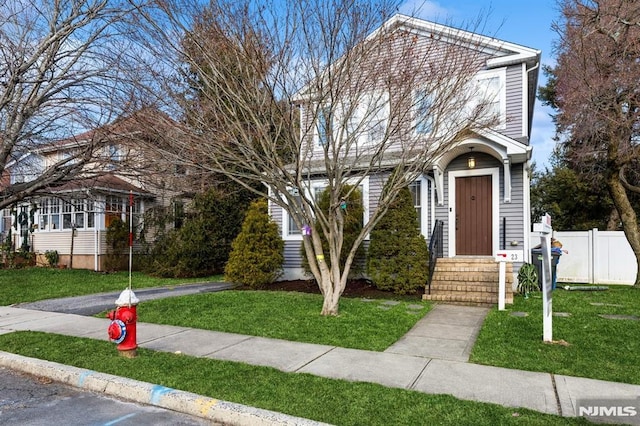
[448,167,500,257]
[433,165,444,206]
[521,62,528,138]
[503,158,511,203]
[425,175,436,238]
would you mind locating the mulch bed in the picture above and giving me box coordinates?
[239,279,423,301]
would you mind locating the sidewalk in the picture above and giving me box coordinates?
[1,304,639,424]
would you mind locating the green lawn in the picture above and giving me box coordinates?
[0,267,222,306]
[0,332,589,426]
[137,290,430,351]
[471,285,640,384]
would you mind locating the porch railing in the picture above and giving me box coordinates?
[426,219,444,295]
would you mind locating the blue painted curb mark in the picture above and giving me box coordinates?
[150,385,174,404]
[78,370,95,387]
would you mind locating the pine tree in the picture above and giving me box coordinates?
[367,185,429,294]
[225,198,284,288]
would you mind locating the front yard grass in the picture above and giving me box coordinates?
[0,332,589,426]
[0,267,222,306]
[471,285,640,384]
[137,290,430,351]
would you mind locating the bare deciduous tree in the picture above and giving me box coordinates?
[132,0,499,315]
[0,0,143,210]
[546,0,640,286]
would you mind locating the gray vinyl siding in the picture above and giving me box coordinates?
[501,162,525,249]
[503,65,525,140]
[284,240,303,269]
[367,173,387,217]
[269,200,283,230]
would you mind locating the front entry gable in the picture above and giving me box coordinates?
[431,131,531,206]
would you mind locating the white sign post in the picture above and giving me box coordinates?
[495,250,523,311]
[533,214,553,342]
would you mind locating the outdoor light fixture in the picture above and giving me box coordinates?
[467,147,476,169]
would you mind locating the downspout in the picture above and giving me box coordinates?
[94,227,98,271]
[524,160,532,263]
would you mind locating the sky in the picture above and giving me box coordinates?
[399,0,559,169]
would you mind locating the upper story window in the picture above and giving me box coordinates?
[316,106,332,146]
[314,91,389,147]
[413,89,434,135]
[474,69,506,128]
[10,155,44,184]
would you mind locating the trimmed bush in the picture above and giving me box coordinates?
[367,185,429,294]
[225,199,284,288]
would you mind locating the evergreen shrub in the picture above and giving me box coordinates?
[367,185,429,294]
[225,198,284,288]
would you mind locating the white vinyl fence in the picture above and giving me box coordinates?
[529,229,637,285]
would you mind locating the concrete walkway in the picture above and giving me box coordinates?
[385,304,488,362]
[1,304,640,425]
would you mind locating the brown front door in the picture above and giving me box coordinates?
[456,175,492,255]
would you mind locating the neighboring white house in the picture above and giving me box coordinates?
[0,112,189,270]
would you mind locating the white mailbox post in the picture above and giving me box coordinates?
[533,214,554,342]
[495,250,523,311]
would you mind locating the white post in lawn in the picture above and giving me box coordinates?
[495,250,523,311]
[533,214,553,342]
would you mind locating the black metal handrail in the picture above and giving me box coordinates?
[427,219,444,295]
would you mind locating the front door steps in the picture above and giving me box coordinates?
[423,257,514,307]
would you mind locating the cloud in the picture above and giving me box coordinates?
[398,1,450,20]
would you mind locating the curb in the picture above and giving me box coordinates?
[0,351,331,426]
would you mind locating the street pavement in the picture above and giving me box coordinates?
[1,291,639,425]
[0,366,211,425]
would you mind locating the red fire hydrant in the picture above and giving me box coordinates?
[107,289,139,358]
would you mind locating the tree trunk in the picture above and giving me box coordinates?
[320,281,341,316]
[607,173,640,287]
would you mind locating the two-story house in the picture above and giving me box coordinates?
[269,14,541,305]
[1,111,189,270]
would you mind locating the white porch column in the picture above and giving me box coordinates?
[433,165,444,206]
[503,158,512,203]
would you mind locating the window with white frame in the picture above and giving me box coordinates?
[283,178,369,239]
[413,89,434,135]
[287,188,302,235]
[474,69,506,127]
[37,198,95,231]
[315,91,389,147]
[316,106,332,147]
[408,180,422,231]
[36,195,139,232]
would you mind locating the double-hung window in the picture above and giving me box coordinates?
[316,106,332,147]
[414,89,434,135]
[474,69,506,128]
[283,178,370,239]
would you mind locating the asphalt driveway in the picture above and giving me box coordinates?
[14,282,235,316]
